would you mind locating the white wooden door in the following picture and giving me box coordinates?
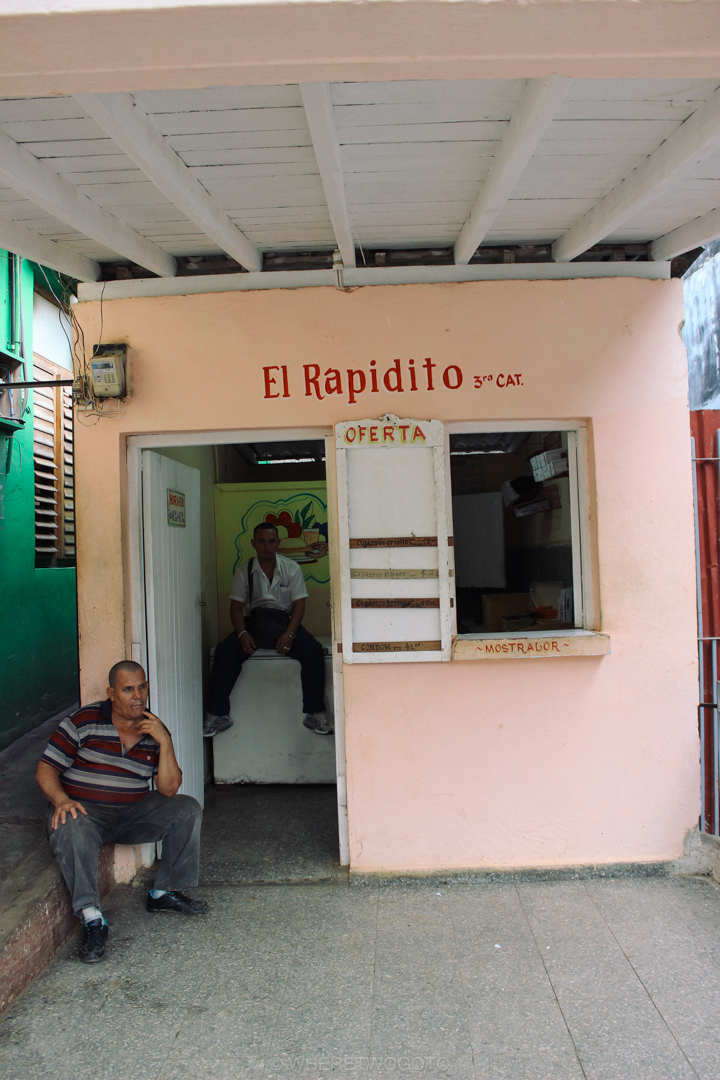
[142,450,204,806]
[335,414,453,663]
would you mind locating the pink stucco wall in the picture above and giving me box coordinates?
[4,0,720,96]
[73,277,699,871]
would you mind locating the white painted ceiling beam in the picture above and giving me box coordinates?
[0,214,100,282]
[0,129,176,278]
[553,86,720,263]
[454,76,570,265]
[78,259,670,303]
[75,92,262,274]
[651,207,720,262]
[300,83,356,269]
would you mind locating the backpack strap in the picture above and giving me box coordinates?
[247,558,254,609]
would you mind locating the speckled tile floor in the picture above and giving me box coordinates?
[198,785,339,885]
[2,874,720,1080]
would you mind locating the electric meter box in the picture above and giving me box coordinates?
[91,344,127,399]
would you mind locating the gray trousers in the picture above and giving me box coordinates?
[46,791,202,915]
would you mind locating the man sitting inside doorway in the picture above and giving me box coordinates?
[204,521,332,737]
[35,660,208,964]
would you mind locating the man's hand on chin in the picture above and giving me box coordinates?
[137,710,172,746]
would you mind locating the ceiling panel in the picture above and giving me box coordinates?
[135,85,303,113]
[0,117,104,142]
[330,80,526,106]
[150,107,308,138]
[336,122,507,145]
[0,97,89,123]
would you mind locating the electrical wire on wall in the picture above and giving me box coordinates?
[0,250,28,423]
[332,249,358,294]
[37,266,123,425]
[0,252,28,508]
[16,255,28,421]
[353,228,368,269]
[5,433,22,474]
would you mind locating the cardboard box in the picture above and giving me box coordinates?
[530,450,569,482]
[501,615,538,631]
[483,592,533,632]
[501,615,575,632]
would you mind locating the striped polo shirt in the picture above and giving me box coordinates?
[41,699,160,805]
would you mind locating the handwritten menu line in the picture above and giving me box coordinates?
[350,536,435,548]
[351,569,440,579]
[349,537,454,548]
[353,641,442,653]
[352,598,440,609]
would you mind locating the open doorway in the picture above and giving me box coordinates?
[131,429,345,884]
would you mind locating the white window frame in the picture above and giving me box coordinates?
[445,419,596,636]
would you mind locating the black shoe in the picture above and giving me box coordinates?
[146,890,209,915]
[79,919,108,963]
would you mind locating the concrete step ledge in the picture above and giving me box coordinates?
[0,707,159,1019]
[0,844,114,1017]
[348,832,720,886]
[348,861,676,887]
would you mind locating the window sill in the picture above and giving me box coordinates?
[452,629,611,660]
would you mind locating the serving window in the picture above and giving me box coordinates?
[449,428,584,635]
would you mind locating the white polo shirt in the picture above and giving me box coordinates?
[229,554,309,615]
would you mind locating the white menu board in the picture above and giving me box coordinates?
[335,414,453,663]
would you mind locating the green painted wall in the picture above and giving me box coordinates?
[0,253,78,749]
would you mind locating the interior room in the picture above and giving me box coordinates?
[450,430,577,635]
[151,437,339,885]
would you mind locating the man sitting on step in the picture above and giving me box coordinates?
[36,660,208,964]
[204,521,332,738]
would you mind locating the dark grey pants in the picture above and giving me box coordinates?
[46,791,202,915]
[207,623,326,717]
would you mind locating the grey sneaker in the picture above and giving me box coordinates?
[203,713,233,737]
[304,712,334,735]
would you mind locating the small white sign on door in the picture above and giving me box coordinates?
[167,489,186,527]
